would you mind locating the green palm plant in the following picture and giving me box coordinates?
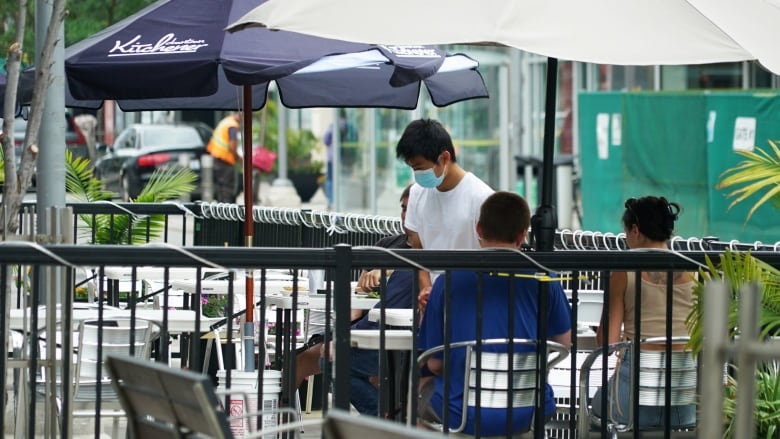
[723,366,780,439]
[717,140,780,222]
[686,250,780,437]
[65,150,197,244]
[693,139,780,437]
[686,251,780,354]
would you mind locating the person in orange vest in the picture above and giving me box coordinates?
[207,113,241,202]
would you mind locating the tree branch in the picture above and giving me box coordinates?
[1,0,66,235]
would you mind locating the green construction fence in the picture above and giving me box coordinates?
[578,90,780,243]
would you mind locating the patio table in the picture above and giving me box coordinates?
[9,305,219,335]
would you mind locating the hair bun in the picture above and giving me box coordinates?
[660,197,679,231]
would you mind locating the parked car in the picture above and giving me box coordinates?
[93,123,206,201]
[1,113,90,185]
[6,113,90,159]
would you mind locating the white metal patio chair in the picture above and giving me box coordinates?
[417,338,569,438]
[68,318,161,436]
[578,336,698,438]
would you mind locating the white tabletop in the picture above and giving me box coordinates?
[367,308,414,328]
[171,279,301,295]
[102,266,218,281]
[564,289,604,301]
[9,306,220,335]
[104,266,295,282]
[350,329,414,351]
[265,294,379,310]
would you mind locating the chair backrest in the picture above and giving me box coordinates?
[633,338,697,407]
[74,318,160,401]
[106,354,234,439]
[418,338,569,433]
[578,336,697,434]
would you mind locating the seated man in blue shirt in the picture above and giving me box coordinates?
[418,191,572,436]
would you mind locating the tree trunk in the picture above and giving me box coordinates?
[1,0,67,235]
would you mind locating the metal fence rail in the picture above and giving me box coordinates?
[2,244,780,437]
[4,201,780,438]
[8,201,780,253]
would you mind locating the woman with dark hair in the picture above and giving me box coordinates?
[592,196,696,428]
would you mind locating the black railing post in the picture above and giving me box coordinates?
[333,244,352,410]
[301,209,313,248]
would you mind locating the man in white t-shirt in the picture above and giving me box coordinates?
[395,119,494,317]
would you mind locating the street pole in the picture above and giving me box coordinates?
[36,0,66,305]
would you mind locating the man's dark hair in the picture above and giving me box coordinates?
[478,192,530,244]
[396,119,457,163]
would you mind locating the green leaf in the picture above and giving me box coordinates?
[64,150,115,202]
[64,152,197,244]
[717,140,780,222]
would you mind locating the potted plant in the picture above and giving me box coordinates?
[284,128,325,202]
[201,294,228,318]
[252,101,325,202]
[64,151,196,304]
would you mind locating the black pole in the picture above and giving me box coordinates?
[532,57,559,252]
[333,244,352,410]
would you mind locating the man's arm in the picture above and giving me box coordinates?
[550,330,572,350]
[357,268,393,292]
[407,230,433,316]
[426,358,442,376]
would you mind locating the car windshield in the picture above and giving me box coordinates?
[140,126,202,148]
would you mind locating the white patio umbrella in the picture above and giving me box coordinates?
[226,0,777,253]
[685,0,780,74]
[226,0,760,67]
[227,4,777,430]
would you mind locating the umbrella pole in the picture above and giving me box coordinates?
[242,85,256,371]
[532,57,559,252]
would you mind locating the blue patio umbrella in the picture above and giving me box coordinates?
[7,0,485,112]
[62,0,486,110]
[39,0,488,373]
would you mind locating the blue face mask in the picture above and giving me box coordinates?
[414,166,444,189]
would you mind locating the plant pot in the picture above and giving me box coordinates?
[289,173,323,203]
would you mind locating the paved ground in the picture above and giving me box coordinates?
[3,396,328,438]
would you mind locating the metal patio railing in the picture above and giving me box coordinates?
[3,201,780,438]
[2,243,780,438]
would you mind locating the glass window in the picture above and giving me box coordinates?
[659,62,774,90]
[608,65,656,91]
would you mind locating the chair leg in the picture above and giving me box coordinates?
[294,389,305,433]
[607,424,618,439]
[202,338,214,374]
[305,375,314,413]
[112,416,120,438]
